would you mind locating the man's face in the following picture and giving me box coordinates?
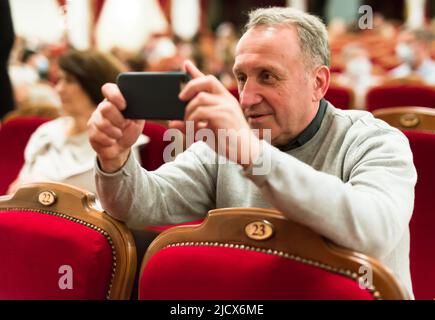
[233,25,319,147]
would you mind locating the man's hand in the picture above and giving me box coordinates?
[170,61,261,168]
[88,83,145,173]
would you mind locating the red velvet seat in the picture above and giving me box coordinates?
[325,85,354,110]
[0,182,136,300]
[366,85,435,112]
[140,121,171,171]
[228,87,239,101]
[139,208,409,300]
[403,130,435,300]
[0,117,49,195]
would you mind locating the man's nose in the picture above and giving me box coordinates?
[239,79,262,109]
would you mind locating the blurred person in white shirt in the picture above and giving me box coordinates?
[391,29,435,85]
[335,44,381,108]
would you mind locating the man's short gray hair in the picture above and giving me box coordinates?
[245,7,330,69]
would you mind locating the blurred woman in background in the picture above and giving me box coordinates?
[8,49,148,194]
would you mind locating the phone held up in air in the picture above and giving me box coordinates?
[117,72,191,120]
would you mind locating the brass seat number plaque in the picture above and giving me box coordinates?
[400,113,420,128]
[245,221,274,241]
[38,191,57,206]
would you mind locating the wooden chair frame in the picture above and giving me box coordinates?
[140,208,410,300]
[0,182,137,300]
[373,106,435,132]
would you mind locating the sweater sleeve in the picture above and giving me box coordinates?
[95,142,217,229]
[244,128,417,259]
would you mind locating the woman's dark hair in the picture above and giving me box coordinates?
[58,49,125,105]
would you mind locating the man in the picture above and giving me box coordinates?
[88,7,416,297]
[391,28,435,84]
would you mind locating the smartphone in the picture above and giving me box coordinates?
[117,72,191,120]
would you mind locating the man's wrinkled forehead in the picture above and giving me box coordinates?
[236,25,301,59]
[233,25,302,72]
[237,25,299,51]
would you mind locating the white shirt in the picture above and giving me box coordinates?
[390,59,435,85]
[18,116,149,195]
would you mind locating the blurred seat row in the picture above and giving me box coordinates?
[230,82,435,111]
[325,82,435,111]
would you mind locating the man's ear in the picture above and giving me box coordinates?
[312,65,330,102]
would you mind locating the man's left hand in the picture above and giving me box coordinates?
[169,60,261,168]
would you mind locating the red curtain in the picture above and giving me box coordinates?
[57,0,105,24]
[158,0,207,32]
[54,0,105,48]
[159,0,172,24]
[93,0,106,23]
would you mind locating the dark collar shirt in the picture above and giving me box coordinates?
[278,99,328,152]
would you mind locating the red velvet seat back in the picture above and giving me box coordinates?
[139,246,374,300]
[367,85,435,112]
[404,130,435,300]
[228,87,239,101]
[140,121,171,171]
[0,210,113,300]
[0,117,49,195]
[139,209,408,300]
[325,85,354,110]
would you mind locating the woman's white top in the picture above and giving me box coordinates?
[17,116,149,195]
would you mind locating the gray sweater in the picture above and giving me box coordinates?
[95,103,417,297]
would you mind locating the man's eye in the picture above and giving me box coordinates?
[237,75,246,83]
[261,72,276,83]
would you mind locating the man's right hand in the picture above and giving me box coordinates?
[88,83,145,173]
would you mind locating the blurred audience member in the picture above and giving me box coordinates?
[8,50,40,107]
[391,29,435,84]
[145,36,181,71]
[8,50,148,195]
[335,44,381,108]
[193,32,224,76]
[175,38,195,67]
[327,18,347,42]
[125,52,148,72]
[215,22,238,89]
[0,0,16,119]
[9,47,61,111]
[45,42,68,84]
